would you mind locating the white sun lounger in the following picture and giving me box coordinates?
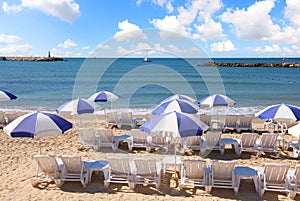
[238,133,258,155]
[31,155,63,187]
[95,128,117,151]
[128,129,149,151]
[78,128,98,149]
[117,111,137,129]
[200,131,223,156]
[289,164,300,199]
[131,158,162,189]
[105,111,119,128]
[60,155,89,188]
[180,160,209,192]
[256,133,279,157]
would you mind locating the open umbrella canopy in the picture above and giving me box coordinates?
[198,94,236,108]
[4,112,72,138]
[56,98,98,114]
[152,99,199,115]
[160,94,197,104]
[140,111,209,138]
[88,91,119,102]
[255,103,300,122]
[0,90,17,101]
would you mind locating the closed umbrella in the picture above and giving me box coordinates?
[152,99,199,115]
[0,90,17,101]
[4,111,72,154]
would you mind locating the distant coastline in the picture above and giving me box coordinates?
[0,56,65,62]
[198,61,300,68]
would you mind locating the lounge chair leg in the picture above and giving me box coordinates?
[104,181,110,188]
[129,182,135,190]
[206,186,212,193]
[31,178,39,187]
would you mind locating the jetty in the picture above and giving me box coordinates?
[198,62,300,68]
[0,56,65,62]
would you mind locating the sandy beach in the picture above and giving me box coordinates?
[0,112,299,201]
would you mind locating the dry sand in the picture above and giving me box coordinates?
[0,113,299,201]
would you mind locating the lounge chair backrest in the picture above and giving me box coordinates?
[120,112,133,124]
[108,157,130,174]
[0,112,6,126]
[264,163,290,183]
[205,131,222,147]
[151,135,166,145]
[225,115,238,127]
[200,115,211,126]
[131,129,148,143]
[34,155,60,175]
[97,128,114,143]
[239,116,253,127]
[212,161,235,180]
[78,128,96,145]
[260,133,278,148]
[185,136,201,147]
[183,160,206,178]
[241,133,258,148]
[61,155,86,174]
[134,158,157,176]
[106,112,119,123]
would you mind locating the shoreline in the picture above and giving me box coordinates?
[198,61,300,68]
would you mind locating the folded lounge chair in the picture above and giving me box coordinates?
[180,160,209,191]
[31,155,62,187]
[60,155,89,188]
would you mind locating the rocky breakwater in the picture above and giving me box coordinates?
[0,57,65,62]
[198,62,300,68]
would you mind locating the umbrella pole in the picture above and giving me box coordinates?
[39,138,42,154]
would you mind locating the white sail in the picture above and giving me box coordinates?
[143,51,148,62]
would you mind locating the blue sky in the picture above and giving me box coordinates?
[0,0,300,58]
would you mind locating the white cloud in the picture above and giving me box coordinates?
[113,19,147,41]
[58,39,77,49]
[2,2,22,13]
[150,15,189,38]
[220,0,278,42]
[97,44,110,49]
[253,44,281,53]
[193,19,224,42]
[210,40,236,52]
[150,0,224,40]
[80,46,89,50]
[283,47,294,55]
[137,0,174,13]
[51,48,83,57]
[284,0,300,27]
[117,46,131,56]
[2,0,80,23]
[0,44,32,56]
[0,34,22,45]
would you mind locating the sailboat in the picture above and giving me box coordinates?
[143,51,151,62]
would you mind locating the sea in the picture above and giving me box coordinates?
[0,57,299,115]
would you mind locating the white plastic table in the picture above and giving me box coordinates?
[83,160,109,183]
[113,134,132,150]
[234,166,259,194]
[220,138,240,155]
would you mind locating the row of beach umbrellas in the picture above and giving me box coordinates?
[2,88,300,155]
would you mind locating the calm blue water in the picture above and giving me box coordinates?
[0,57,299,115]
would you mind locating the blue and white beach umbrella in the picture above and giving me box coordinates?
[88,91,119,102]
[198,94,236,108]
[255,103,300,121]
[56,98,98,114]
[141,111,209,138]
[152,99,199,115]
[4,112,73,153]
[0,90,17,101]
[160,94,197,104]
